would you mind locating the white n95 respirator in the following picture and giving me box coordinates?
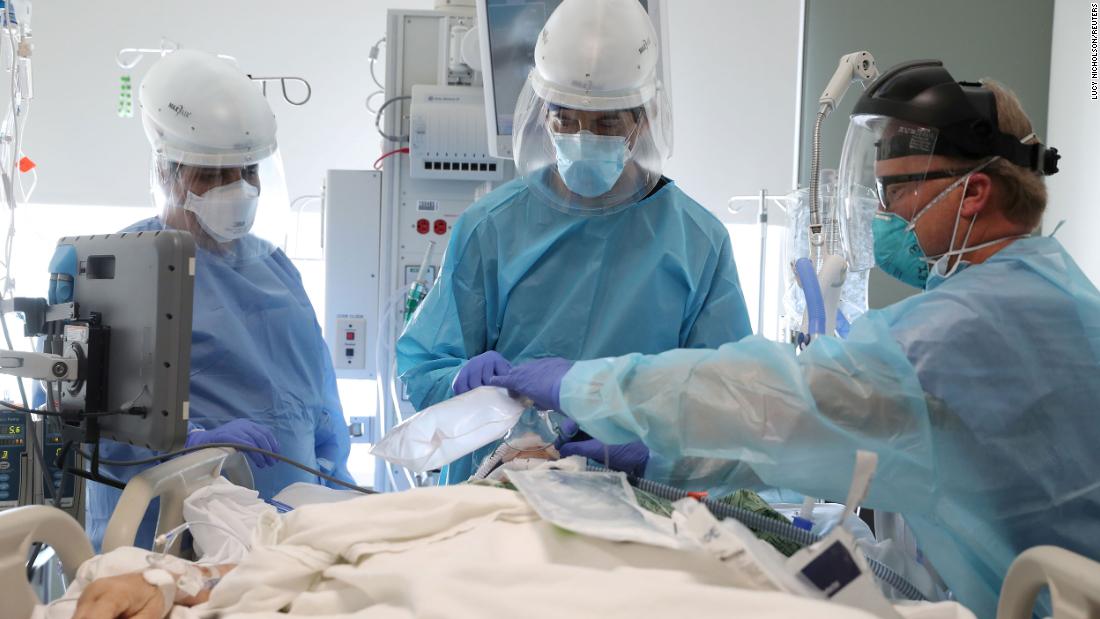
[183,180,260,243]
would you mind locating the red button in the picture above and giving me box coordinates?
[345,332,355,341]
[416,219,430,234]
[433,219,448,235]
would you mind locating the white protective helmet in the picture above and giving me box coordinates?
[140,50,288,262]
[140,49,277,167]
[513,0,673,215]
[531,0,659,111]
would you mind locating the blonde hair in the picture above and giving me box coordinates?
[967,79,1048,228]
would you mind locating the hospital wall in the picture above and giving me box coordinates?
[24,0,430,209]
[1046,0,1100,284]
[798,0,1056,308]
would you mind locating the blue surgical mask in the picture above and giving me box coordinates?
[551,131,628,198]
[925,255,972,290]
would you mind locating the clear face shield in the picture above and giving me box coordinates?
[149,151,289,264]
[512,70,673,215]
[837,115,946,223]
[838,115,1006,287]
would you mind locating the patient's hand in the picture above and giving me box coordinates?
[72,564,235,619]
[72,573,164,619]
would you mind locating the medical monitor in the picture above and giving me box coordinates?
[53,231,195,452]
[476,0,671,159]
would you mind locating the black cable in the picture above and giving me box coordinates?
[78,442,377,495]
[0,401,134,417]
[25,542,42,581]
[0,400,42,413]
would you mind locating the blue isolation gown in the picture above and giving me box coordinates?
[396,177,752,484]
[85,217,352,549]
[558,235,1100,618]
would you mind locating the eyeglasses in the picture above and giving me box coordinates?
[180,164,260,183]
[547,110,641,137]
[875,169,965,211]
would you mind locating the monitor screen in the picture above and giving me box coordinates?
[484,0,651,138]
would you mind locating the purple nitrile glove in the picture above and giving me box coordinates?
[553,417,649,476]
[453,351,512,395]
[488,357,573,412]
[185,419,280,468]
[560,438,650,478]
[554,416,585,446]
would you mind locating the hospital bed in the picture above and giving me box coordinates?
[98,447,254,553]
[2,446,252,618]
[2,449,1099,619]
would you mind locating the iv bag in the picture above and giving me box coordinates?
[782,170,876,334]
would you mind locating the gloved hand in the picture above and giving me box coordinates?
[554,417,649,477]
[488,357,574,412]
[185,419,280,468]
[453,351,512,395]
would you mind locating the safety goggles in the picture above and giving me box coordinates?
[875,169,966,212]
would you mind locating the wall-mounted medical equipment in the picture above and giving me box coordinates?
[409,84,504,181]
[324,3,509,492]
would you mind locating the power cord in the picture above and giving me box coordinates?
[0,401,138,417]
[375,95,411,143]
[368,37,386,90]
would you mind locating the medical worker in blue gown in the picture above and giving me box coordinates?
[86,50,352,549]
[493,60,1100,618]
[396,0,752,484]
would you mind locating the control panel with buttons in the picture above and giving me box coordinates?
[335,316,367,370]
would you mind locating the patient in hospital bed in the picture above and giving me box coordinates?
[46,466,970,619]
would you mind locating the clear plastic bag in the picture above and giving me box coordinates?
[370,386,527,473]
[508,467,686,549]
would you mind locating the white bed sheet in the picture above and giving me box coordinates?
[35,484,976,619]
